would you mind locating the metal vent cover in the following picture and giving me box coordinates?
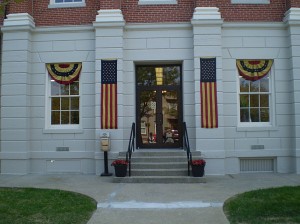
[240,158,275,173]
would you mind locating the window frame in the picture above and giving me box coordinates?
[138,0,177,5]
[237,68,275,129]
[231,0,270,4]
[48,0,86,8]
[45,70,82,132]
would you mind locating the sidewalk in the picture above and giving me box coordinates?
[0,173,299,224]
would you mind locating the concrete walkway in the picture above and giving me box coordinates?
[0,173,299,224]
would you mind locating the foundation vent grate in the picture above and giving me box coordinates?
[240,158,275,173]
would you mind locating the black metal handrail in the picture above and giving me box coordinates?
[183,122,192,176]
[126,123,136,177]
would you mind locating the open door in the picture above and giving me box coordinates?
[136,65,183,149]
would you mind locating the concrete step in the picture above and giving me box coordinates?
[131,169,188,176]
[119,150,201,157]
[128,156,190,163]
[113,176,206,184]
[113,150,205,183]
[132,162,187,169]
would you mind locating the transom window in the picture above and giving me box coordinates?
[50,80,80,125]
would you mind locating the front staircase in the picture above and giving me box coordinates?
[113,150,206,183]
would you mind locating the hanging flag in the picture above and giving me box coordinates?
[236,59,273,81]
[101,60,118,129]
[46,63,82,85]
[200,58,218,128]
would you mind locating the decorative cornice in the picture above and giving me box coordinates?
[93,9,125,27]
[284,8,300,24]
[3,13,35,29]
[191,7,223,25]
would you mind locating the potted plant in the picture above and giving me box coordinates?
[191,159,206,177]
[111,159,128,177]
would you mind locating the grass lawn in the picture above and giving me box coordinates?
[223,186,300,224]
[0,188,97,224]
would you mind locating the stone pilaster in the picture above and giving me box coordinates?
[191,7,225,174]
[0,13,35,174]
[284,8,300,174]
[93,10,125,175]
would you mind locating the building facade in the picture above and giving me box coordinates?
[0,0,300,175]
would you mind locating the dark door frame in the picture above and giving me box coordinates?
[135,64,183,149]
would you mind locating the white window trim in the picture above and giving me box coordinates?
[138,0,177,5]
[48,0,86,9]
[236,68,276,131]
[44,70,82,133]
[231,0,270,4]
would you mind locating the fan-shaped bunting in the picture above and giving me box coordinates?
[46,63,82,85]
[236,60,273,81]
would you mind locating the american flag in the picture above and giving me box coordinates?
[200,58,218,128]
[101,60,118,129]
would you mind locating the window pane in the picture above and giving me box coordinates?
[260,77,269,92]
[250,94,259,107]
[60,85,69,95]
[240,109,249,122]
[250,108,259,122]
[71,97,79,110]
[55,0,63,2]
[71,111,79,124]
[260,94,269,107]
[164,66,180,86]
[61,111,69,124]
[70,82,79,95]
[240,78,249,92]
[136,67,156,86]
[250,80,259,92]
[261,108,269,122]
[51,111,60,124]
[52,97,60,110]
[61,98,69,110]
[240,94,249,108]
[51,81,60,95]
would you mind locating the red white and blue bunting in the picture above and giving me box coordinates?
[236,60,273,81]
[46,63,82,85]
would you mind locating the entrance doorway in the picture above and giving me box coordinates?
[136,65,183,148]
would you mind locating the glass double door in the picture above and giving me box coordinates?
[136,65,183,148]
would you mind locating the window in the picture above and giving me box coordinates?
[48,0,85,8]
[141,121,147,135]
[50,80,80,126]
[239,75,270,123]
[237,59,274,127]
[45,63,82,132]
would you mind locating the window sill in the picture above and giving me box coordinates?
[237,126,278,132]
[48,2,86,9]
[138,0,177,5]
[231,0,270,4]
[43,128,83,134]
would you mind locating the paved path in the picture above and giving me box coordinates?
[0,173,299,224]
